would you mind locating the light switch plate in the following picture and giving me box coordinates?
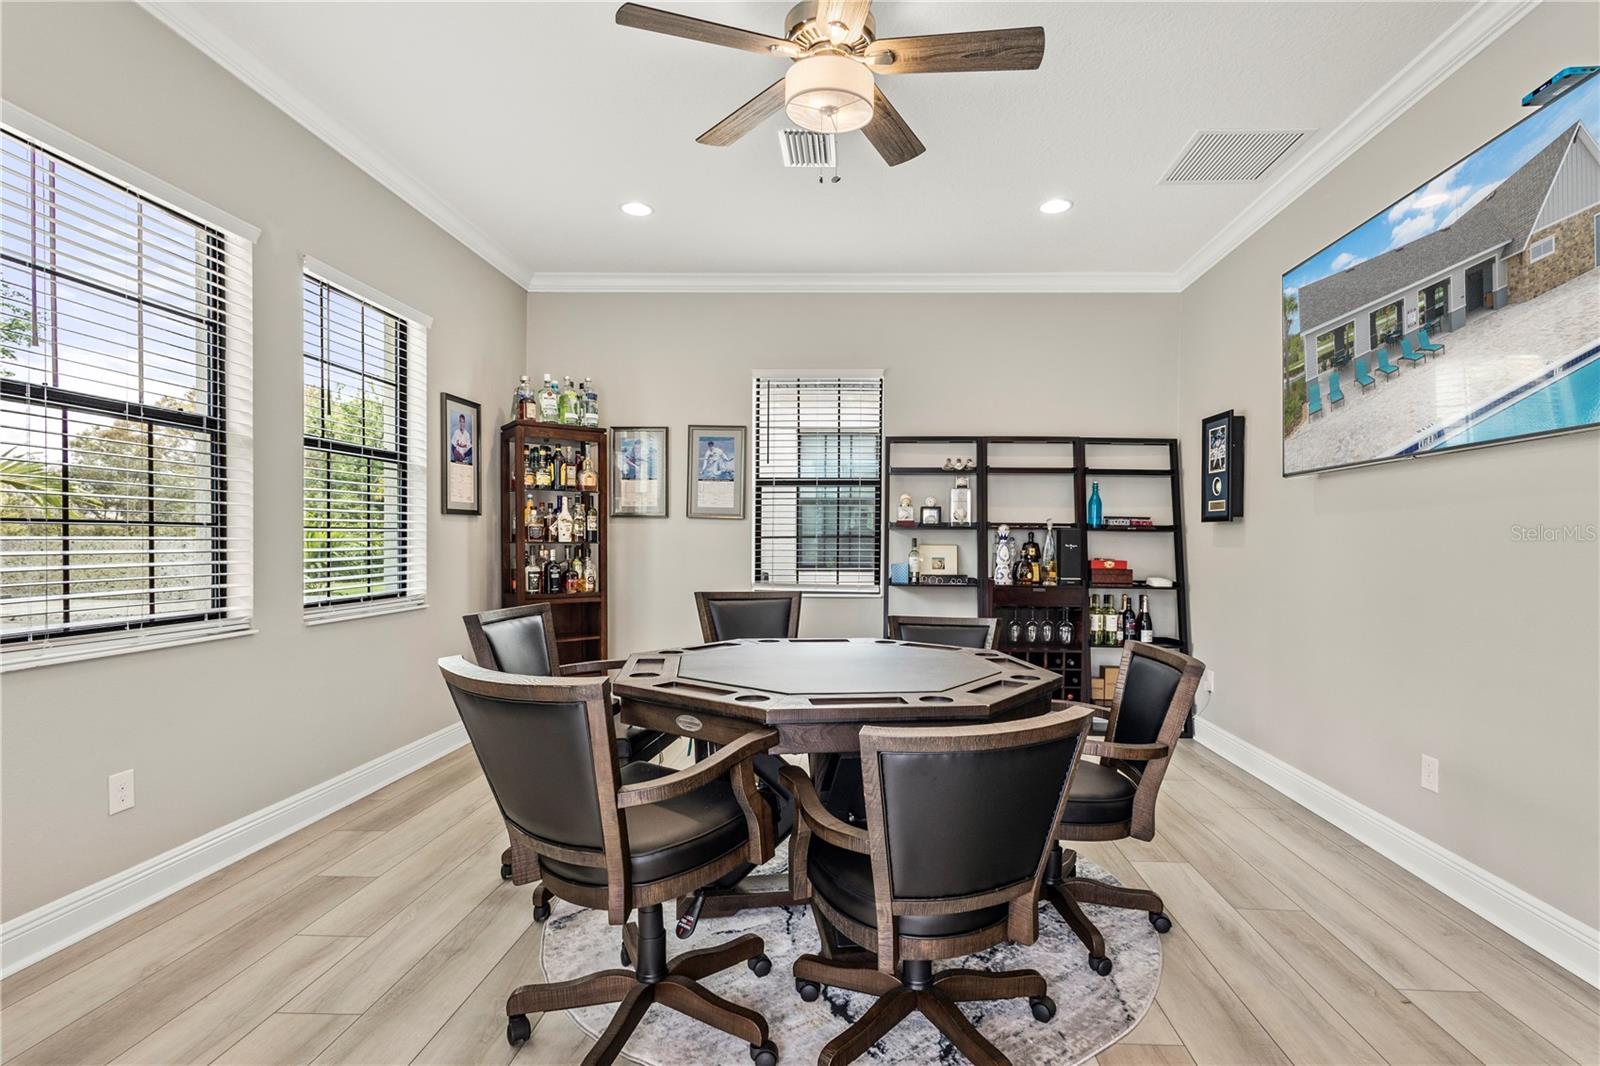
[1420,754,1439,794]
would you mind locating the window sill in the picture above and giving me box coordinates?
[1,623,257,673]
[304,599,428,627]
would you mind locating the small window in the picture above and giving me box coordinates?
[1315,323,1354,371]
[753,375,882,592]
[302,270,427,621]
[1529,235,1556,263]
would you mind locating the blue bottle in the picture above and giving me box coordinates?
[1087,480,1103,529]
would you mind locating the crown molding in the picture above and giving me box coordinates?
[1171,0,1540,290]
[138,1,533,287]
[526,272,1185,294]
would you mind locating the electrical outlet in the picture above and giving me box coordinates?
[108,769,135,815]
[1420,755,1439,794]
[1202,669,1216,695]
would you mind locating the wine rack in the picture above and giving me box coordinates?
[498,421,608,664]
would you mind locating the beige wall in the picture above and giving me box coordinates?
[0,2,526,920]
[1177,1,1599,925]
[526,292,1182,652]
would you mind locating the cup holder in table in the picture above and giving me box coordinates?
[658,650,684,656]
[757,639,782,643]
[1011,674,1040,681]
[874,639,896,644]
[735,694,770,703]
[918,695,954,704]
[631,672,659,678]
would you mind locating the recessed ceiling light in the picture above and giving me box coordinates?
[1039,198,1073,215]
[620,201,653,217]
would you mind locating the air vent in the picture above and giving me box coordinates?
[1161,130,1310,184]
[780,128,836,168]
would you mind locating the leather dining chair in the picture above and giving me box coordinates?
[439,656,782,1066]
[785,707,1094,1066]
[1043,641,1204,975]
[463,603,674,893]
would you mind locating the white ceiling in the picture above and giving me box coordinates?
[146,1,1529,289]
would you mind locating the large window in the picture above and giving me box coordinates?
[753,374,882,591]
[301,268,426,620]
[1,130,253,666]
[1315,323,1354,370]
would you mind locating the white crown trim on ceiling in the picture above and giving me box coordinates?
[140,0,1537,295]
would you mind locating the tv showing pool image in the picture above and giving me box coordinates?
[1282,74,1600,476]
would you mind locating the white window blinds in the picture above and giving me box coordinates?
[302,269,427,622]
[753,374,882,592]
[1,130,254,668]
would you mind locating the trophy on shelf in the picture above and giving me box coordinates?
[950,476,972,526]
[993,524,1015,586]
[896,493,915,525]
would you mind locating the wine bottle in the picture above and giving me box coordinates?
[1087,480,1103,529]
[907,538,922,584]
[1137,594,1154,643]
[1089,595,1103,646]
[1122,595,1137,647]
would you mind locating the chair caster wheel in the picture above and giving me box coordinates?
[1089,954,1113,976]
[532,903,551,923]
[1149,911,1172,933]
[1030,995,1056,1022]
[500,863,513,880]
[750,1039,779,1066]
[795,978,821,1002]
[506,1014,531,1047]
[621,946,631,967]
[748,954,772,978]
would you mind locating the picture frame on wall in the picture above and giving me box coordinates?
[1201,409,1245,522]
[611,426,668,518]
[686,424,746,519]
[441,392,481,515]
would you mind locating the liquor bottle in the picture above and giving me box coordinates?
[907,538,922,584]
[537,375,560,422]
[528,502,546,542]
[586,502,599,539]
[1087,480,1103,529]
[571,498,585,539]
[581,381,600,428]
[1089,595,1103,646]
[522,446,534,488]
[513,375,531,420]
[555,498,574,543]
[544,550,564,596]
[579,451,598,491]
[563,558,580,594]
[558,378,580,425]
[1122,595,1138,647]
[1137,594,1154,643]
[583,554,598,593]
[563,447,578,488]
[532,445,552,488]
[1021,532,1041,585]
[1043,520,1058,585]
[524,552,540,595]
[1025,610,1039,644]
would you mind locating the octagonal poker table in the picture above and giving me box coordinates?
[613,637,1060,754]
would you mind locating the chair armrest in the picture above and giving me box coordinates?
[616,729,780,809]
[1084,739,1169,761]
[558,658,627,677]
[778,765,869,854]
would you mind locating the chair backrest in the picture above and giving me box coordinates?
[438,656,616,853]
[1104,642,1206,837]
[695,590,801,641]
[1355,355,1368,377]
[887,615,998,649]
[463,603,559,675]
[859,708,1092,909]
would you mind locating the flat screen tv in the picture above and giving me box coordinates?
[1282,75,1599,476]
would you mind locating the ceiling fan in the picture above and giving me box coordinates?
[615,1,1046,166]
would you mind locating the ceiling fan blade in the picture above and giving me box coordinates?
[616,3,796,57]
[817,0,872,42]
[697,79,787,146]
[865,27,1045,74]
[861,86,925,167]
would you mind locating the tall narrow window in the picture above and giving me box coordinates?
[753,374,882,592]
[1,130,254,667]
[301,268,427,621]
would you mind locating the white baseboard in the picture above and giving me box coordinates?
[1192,718,1600,989]
[0,722,468,978]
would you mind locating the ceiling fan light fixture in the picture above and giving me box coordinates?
[784,54,874,134]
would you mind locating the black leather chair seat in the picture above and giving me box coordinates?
[808,840,1008,937]
[537,763,753,887]
[1060,761,1136,825]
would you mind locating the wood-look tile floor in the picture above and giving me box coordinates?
[3,740,1596,1065]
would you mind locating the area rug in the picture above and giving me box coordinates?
[540,846,1162,1065]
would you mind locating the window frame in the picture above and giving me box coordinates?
[0,123,254,669]
[751,373,883,596]
[1529,235,1556,263]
